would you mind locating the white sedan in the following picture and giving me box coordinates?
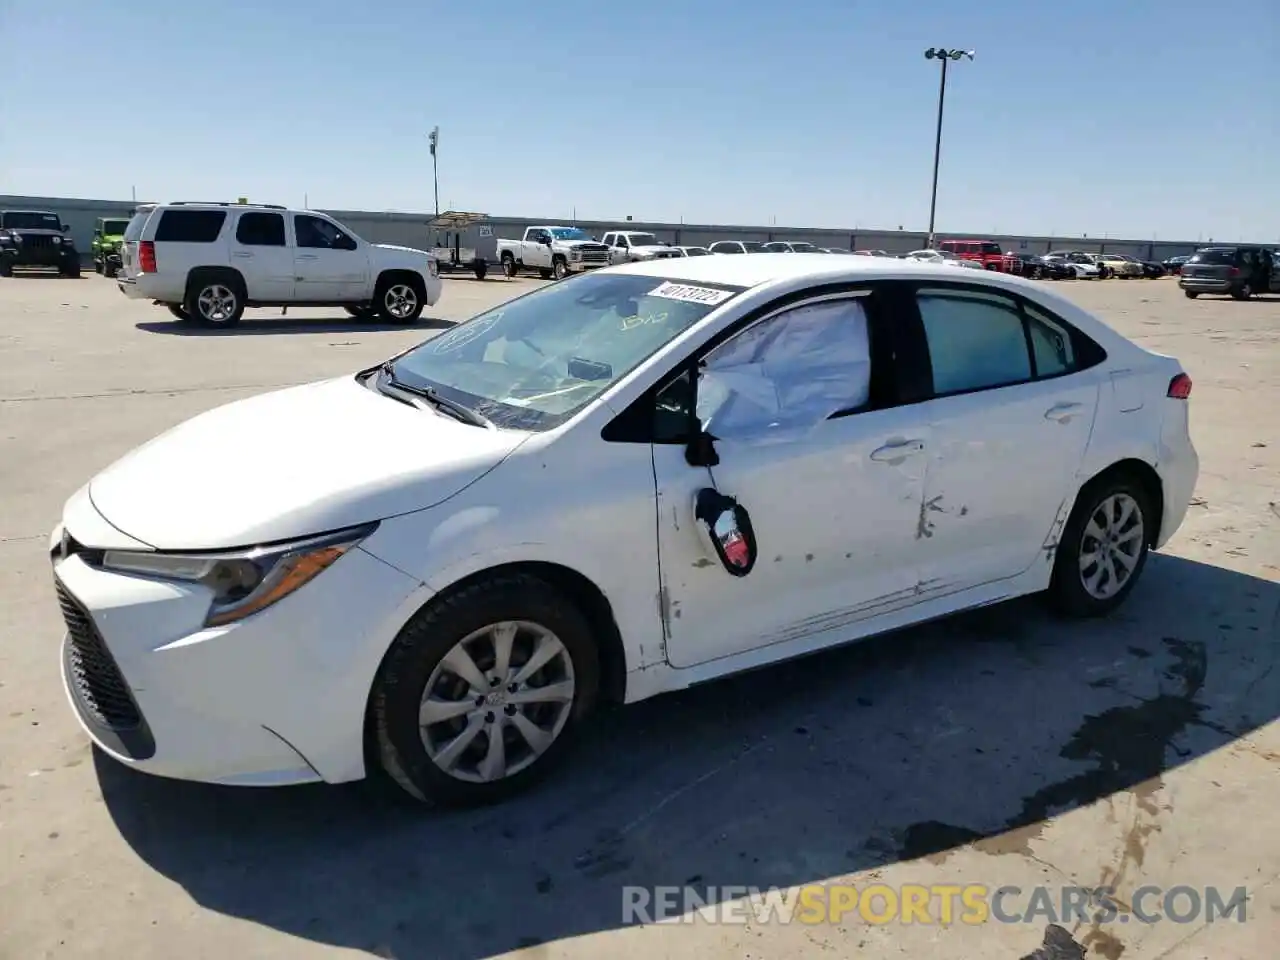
[51,255,1199,806]
[904,248,986,270]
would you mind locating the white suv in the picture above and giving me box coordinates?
[116,202,442,326]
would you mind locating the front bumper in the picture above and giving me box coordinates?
[1,245,78,267]
[566,258,609,272]
[51,515,424,787]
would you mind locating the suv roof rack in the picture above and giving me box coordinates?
[170,201,287,210]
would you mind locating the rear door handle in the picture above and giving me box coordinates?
[232,251,254,259]
[297,254,319,261]
[1045,402,1085,423]
[870,439,925,464]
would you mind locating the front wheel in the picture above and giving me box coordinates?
[552,258,570,281]
[1046,476,1152,618]
[372,573,600,807]
[93,258,104,274]
[1184,290,1199,299]
[1230,283,1253,301]
[474,261,488,280]
[502,255,517,279]
[376,277,425,323]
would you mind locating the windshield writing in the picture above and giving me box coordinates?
[387,274,743,431]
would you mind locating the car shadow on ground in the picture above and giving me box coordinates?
[97,554,1279,959]
[134,316,458,336]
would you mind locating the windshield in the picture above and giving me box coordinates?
[549,227,591,241]
[2,211,61,230]
[1187,249,1237,265]
[684,247,710,256]
[625,233,660,246]
[790,243,819,252]
[980,242,1002,254]
[102,219,130,235]
[386,273,745,431]
[741,242,764,252]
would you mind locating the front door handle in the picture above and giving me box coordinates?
[870,439,925,464]
[232,251,253,259]
[1045,402,1085,423]
[297,254,319,261]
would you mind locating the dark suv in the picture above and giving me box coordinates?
[1179,246,1278,300]
[0,210,81,277]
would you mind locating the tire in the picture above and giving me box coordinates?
[1184,290,1198,299]
[61,261,81,279]
[552,258,570,281]
[375,274,425,323]
[0,261,10,278]
[93,258,104,275]
[372,572,600,807]
[474,261,487,280]
[538,268,553,280]
[1230,283,1252,301]
[167,304,191,322]
[344,305,374,318]
[501,255,517,279]
[184,273,245,327]
[1046,473,1153,619]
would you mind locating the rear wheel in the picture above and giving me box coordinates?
[185,274,245,327]
[1046,475,1153,618]
[372,573,600,807]
[1184,290,1198,299]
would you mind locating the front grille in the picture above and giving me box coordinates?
[23,235,56,251]
[56,579,142,730]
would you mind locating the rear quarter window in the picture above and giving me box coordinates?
[154,209,227,243]
[123,211,152,242]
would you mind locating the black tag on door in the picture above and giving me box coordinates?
[694,487,757,577]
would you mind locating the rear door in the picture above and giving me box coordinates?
[908,283,1103,592]
[228,210,293,301]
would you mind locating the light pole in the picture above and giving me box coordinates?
[428,126,440,218]
[923,47,974,248]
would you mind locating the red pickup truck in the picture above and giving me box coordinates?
[937,239,1021,273]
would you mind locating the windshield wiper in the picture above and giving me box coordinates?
[378,362,492,428]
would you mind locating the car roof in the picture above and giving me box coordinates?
[3,209,59,215]
[607,250,1046,290]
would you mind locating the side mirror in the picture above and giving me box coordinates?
[542,237,553,246]
[61,224,69,232]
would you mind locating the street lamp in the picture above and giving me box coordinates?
[428,126,440,218]
[923,47,974,248]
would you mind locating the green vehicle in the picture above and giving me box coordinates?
[91,217,131,277]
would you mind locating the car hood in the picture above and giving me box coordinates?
[4,228,62,236]
[373,243,433,257]
[87,375,527,550]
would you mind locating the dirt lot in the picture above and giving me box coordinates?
[0,271,1277,960]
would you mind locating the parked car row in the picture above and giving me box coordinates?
[0,209,82,277]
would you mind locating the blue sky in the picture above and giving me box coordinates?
[2,0,1275,240]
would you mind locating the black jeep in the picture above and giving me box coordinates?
[0,210,81,277]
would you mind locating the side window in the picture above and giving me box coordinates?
[694,298,872,440]
[153,209,227,243]
[601,233,613,246]
[917,288,1031,395]
[295,215,355,250]
[1023,302,1076,377]
[235,212,285,247]
[618,235,630,247]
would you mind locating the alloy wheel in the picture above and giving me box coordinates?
[1078,493,1145,600]
[197,284,238,323]
[384,283,419,319]
[418,621,576,784]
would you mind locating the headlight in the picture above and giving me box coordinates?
[97,522,378,627]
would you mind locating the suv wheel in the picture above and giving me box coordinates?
[376,276,425,323]
[1231,282,1253,301]
[93,258,104,275]
[185,275,245,327]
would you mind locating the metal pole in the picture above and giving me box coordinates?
[926,56,948,248]
[432,153,439,219]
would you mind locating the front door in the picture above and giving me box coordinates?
[228,210,294,301]
[292,214,369,301]
[650,292,929,669]
[909,284,1101,592]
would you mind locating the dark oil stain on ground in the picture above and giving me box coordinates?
[897,636,1210,863]
[1019,923,1088,960]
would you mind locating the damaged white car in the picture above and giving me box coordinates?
[51,255,1199,807]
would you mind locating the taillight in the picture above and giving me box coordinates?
[1227,266,1240,278]
[138,240,156,273]
[1167,373,1192,399]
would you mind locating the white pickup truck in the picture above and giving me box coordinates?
[496,226,612,280]
[601,230,683,265]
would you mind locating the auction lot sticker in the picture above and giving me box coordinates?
[648,281,736,306]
